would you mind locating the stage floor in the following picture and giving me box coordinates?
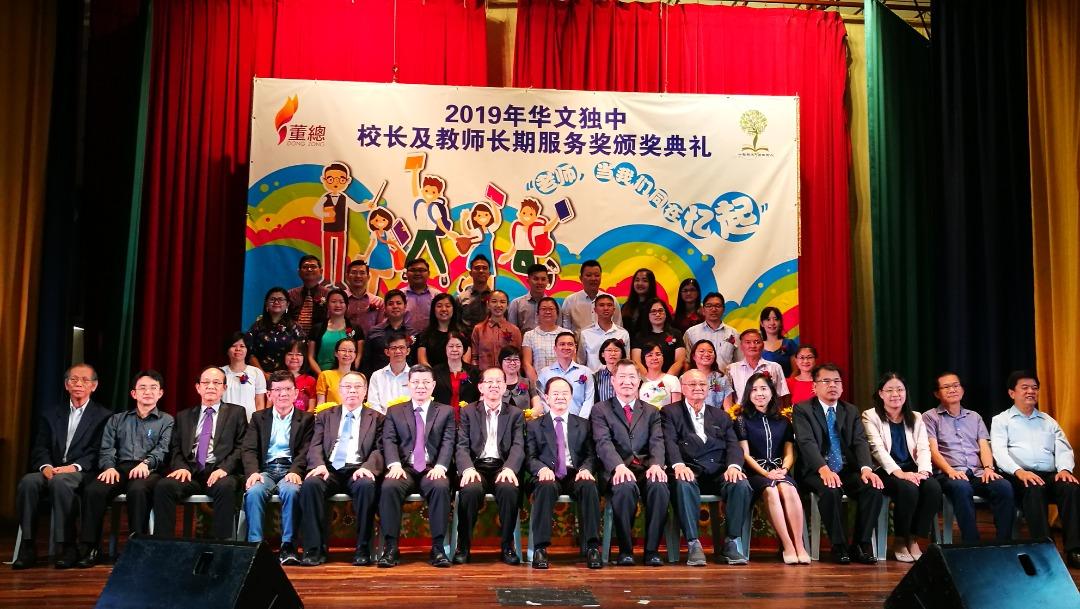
[5,545,1079,608]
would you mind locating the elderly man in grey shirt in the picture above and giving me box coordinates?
[76,370,174,567]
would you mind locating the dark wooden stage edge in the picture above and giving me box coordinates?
[4,545,1078,608]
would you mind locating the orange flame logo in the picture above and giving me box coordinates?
[274,95,299,144]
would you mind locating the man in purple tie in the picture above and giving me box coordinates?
[377,364,456,568]
[152,366,247,539]
[526,376,602,569]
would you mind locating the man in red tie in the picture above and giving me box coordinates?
[590,359,669,567]
[377,364,456,568]
[152,367,247,539]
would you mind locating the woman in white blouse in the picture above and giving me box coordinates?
[862,372,942,562]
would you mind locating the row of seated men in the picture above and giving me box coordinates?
[14,361,1080,571]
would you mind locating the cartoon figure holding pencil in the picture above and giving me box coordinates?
[403,153,457,288]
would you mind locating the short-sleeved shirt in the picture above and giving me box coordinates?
[990,406,1076,474]
[558,290,623,333]
[220,365,268,421]
[537,361,594,418]
[522,325,570,373]
[579,323,630,371]
[507,293,544,334]
[316,370,345,404]
[683,321,741,368]
[638,374,681,408]
[471,319,522,370]
[923,405,989,475]
[727,359,789,403]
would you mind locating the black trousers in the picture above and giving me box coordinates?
[607,465,670,555]
[152,468,240,540]
[1006,470,1080,551]
[877,467,942,539]
[456,463,521,551]
[378,466,450,548]
[800,467,884,546]
[298,466,379,553]
[529,469,600,550]
[16,471,86,544]
[80,461,161,544]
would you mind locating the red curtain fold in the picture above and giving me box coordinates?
[140,0,487,413]
[515,1,852,381]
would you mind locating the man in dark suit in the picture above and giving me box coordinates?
[377,364,456,568]
[241,371,314,565]
[14,364,111,569]
[527,376,602,570]
[454,367,525,565]
[298,371,384,566]
[793,363,884,564]
[663,369,752,566]
[591,359,669,567]
[152,366,247,540]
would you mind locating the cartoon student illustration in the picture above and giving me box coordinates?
[313,161,372,287]
[363,207,405,294]
[458,201,502,269]
[404,167,456,288]
[498,196,561,276]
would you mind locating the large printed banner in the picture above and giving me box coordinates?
[244,79,799,335]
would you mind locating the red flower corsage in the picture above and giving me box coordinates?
[664,335,676,346]
[761,370,772,380]
[517,381,530,393]
[501,329,513,342]
[577,374,588,385]
[238,373,249,385]
[456,371,471,384]
[345,327,355,338]
[406,335,416,346]
[726,335,736,345]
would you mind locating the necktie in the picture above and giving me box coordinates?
[554,417,567,479]
[825,406,843,473]
[331,412,354,470]
[63,407,80,461]
[298,291,314,332]
[623,403,633,426]
[196,407,214,469]
[412,407,427,471]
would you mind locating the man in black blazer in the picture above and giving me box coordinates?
[153,366,247,540]
[527,376,602,570]
[792,363,884,564]
[454,367,525,565]
[14,364,111,569]
[591,359,669,567]
[241,371,314,565]
[663,369,752,566]
[377,364,456,568]
[299,371,385,566]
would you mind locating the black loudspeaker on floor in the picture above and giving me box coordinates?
[95,537,303,609]
[885,540,1080,609]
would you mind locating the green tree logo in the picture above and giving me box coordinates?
[739,110,769,152]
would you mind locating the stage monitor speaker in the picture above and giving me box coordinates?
[96,537,302,609]
[885,540,1080,609]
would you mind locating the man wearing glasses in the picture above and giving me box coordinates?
[300,371,385,566]
[377,364,456,568]
[288,255,330,335]
[792,363,883,565]
[453,368,525,565]
[13,364,111,569]
[152,367,247,539]
[241,371,314,565]
[683,292,741,369]
[991,370,1080,568]
[368,333,413,414]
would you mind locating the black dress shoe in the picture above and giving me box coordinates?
[75,545,101,569]
[452,548,470,565]
[278,543,301,566]
[300,551,325,567]
[586,547,603,569]
[502,547,521,566]
[11,544,36,570]
[644,552,663,567]
[616,553,635,566]
[54,544,79,569]
[430,548,452,568]
[532,548,550,569]
[851,543,878,565]
[377,546,400,568]
[1068,550,1080,569]
[830,545,851,565]
[352,548,372,567]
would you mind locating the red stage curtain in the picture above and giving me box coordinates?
[140,0,488,413]
[515,1,852,381]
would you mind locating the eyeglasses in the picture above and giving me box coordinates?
[502,357,521,363]
[386,345,409,352]
[339,384,366,391]
[299,264,320,270]
[269,387,295,394]
[702,303,723,309]
[199,380,225,387]
[267,297,288,304]
[67,376,96,385]
[336,349,357,354]
[881,388,906,395]
[323,176,349,184]
[814,378,842,385]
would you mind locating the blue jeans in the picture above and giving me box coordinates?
[244,462,300,543]
[937,471,1015,543]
